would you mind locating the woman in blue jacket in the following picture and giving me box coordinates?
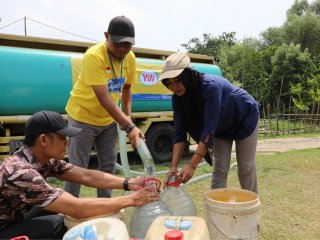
[160,52,260,193]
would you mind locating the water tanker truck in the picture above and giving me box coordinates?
[0,33,222,163]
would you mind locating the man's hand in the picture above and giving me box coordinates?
[128,127,144,148]
[129,175,146,191]
[129,188,160,207]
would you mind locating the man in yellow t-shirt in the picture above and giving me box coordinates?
[64,16,144,198]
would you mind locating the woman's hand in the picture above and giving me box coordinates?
[163,166,178,189]
[176,163,196,184]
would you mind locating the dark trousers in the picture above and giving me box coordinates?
[0,207,67,239]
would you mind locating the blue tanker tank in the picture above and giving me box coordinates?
[0,46,222,115]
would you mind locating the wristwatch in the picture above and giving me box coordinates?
[125,123,136,133]
[123,178,130,191]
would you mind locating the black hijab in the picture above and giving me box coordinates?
[162,67,213,166]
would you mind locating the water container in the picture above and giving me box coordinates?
[161,176,197,216]
[204,188,260,240]
[63,217,130,240]
[129,176,171,239]
[129,200,172,240]
[136,138,155,176]
[145,216,210,240]
[130,138,172,239]
[64,211,124,230]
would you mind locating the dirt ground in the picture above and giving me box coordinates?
[190,136,320,154]
[256,136,320,154]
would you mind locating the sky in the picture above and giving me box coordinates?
[0,0,297,52]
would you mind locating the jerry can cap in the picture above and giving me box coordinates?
[167,176,179,187]
[164,230,184,240]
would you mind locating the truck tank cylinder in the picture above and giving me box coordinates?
[0,46,222,116]
[0,46,80,115]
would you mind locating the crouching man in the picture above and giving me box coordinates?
[0,111,158,239]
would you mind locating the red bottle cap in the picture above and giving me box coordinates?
[167,176,179,187]
[164,230,184,240]
[10,237,29,240]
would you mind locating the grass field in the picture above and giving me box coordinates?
[50,147,320,239]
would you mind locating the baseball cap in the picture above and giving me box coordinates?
[108,16,135,44]
[25,111,81,137]
[158,52,190,82]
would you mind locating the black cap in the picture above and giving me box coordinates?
[108,15,135,44]
[25,111,82,137]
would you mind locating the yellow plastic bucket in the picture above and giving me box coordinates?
[204,188,260,240]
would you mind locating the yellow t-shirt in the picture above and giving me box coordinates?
[66,42,136,126]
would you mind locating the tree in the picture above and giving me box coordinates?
[261,45,278,75]
[215,38,268,103]
[180,0,320,111]
[261,0,320,63]
[268,43,313,109]
[291,67,320,110]
[287,0,309,17]
[283,12,320,60]
[260,27,285,48]
[309,0,320,15]
[181,32,237,61]
[284,0,320,62]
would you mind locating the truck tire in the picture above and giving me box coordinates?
[146,123,174,163]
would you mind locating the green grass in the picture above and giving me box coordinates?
[259,118,320,138]
[255,149,320,239]
[50,148,320,239]
[258,131,320,140]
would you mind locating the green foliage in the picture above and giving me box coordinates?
[216,38,268,102]
[181,0,320,111]
[287,0,309,17]
[309,0,320,15]
[267,43,313,107]
[292,94,311,110]
[261,45,278,75]
[283,12,320,59]
[181,32,237,62]
[291,69,320,110]
[261,27,285,47]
